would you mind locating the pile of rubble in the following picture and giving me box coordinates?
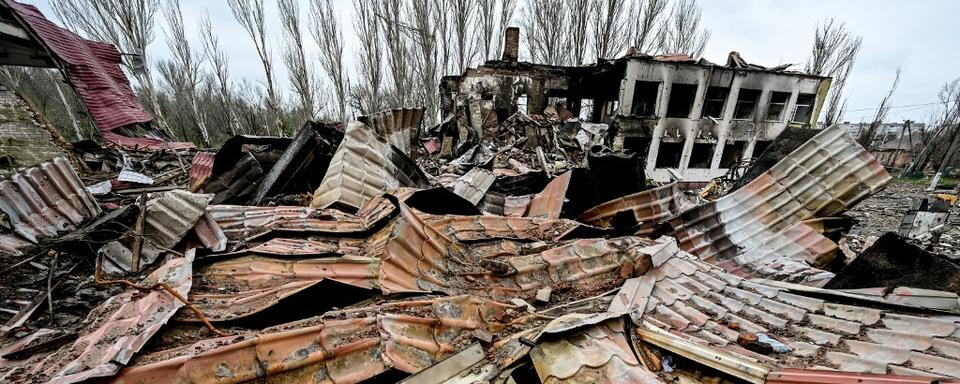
[4,108,960,384]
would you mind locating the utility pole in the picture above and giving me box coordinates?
[929,123,960,190]
[890,120,910,168]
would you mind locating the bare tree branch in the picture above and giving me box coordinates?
[199,12,241,135]
[858,67,901,149]
[658,0,710,57]
[163,0,210,146]
[279,0,316,122]
[310,0,349,126]
[228,0,282,135]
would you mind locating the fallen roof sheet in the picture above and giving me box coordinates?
[188,152,214,192]
[358,108,424,156]
[113,295,523,384]
[634,242,960,379]
[311,121,428,212]
[579,182,686,233]
[249,121,342,205]
[450,167,496,205]
[0,157,101,254]
[667,124,890,284]
[0,250,195,383]
[525,170,572,219]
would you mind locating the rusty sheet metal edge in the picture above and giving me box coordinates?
[578,182,683,230]
[34,250,195,384]
[766,369,960,383]
[0,156,101,250]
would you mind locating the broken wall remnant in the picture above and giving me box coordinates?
[0,85,72,178]
[443,43,832,184]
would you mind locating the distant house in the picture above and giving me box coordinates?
[872,132,922,168]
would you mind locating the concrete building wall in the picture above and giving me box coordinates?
[0,85,70,178]
[616,58,830,183]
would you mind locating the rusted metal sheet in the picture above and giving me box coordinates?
[525,170,571,220]
[451,168,496,205]
[184,255,378,322]
[530,319,664,383]
[638,243,960,379]
[359,108,425,156]
[2,251,195,384]
[207,204,367,240]
[667,125,890,284]
[311,121,428,212]
[191,213,226,252]
[114,295,521,384]
[579,182,685,233]
[188,152,214,192]
[0,157,101,253]
[379,196,656,301]
[423,213,594,242]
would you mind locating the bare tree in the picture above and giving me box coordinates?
[163,0,210,146]
[352,0,384,114]
[805,18,862,126]
[450,0,479,72]
[377,0,412,107]
[857,67,901,149]
[310,0,349,126]
[566,0,591,65]
[905,78,960,176]
[228,0,282,135]
[658,0,710,57]
[278,0,316,122]
[591,0,632,60]
[521,0,568,65]
[199,12,241,136]
[478,0,517,62]
[631,0,668,54]
[408,0,441,123]
[50,0,172,137]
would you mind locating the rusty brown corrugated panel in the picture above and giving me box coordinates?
[525,171,571,220]
[379,197,655,300]
[2,251,195,384]
[191,213,226,252]
[0,156,100,253]
[666,125,890,285]
[188,152,214,192]
[207,205,367,240]
[310,121,428,212]
[637,244,960,379]
[183,255,378,322]
[423,214,590,243]
[530,319,665,383]
[114,295,521,384]
[451,168,497,205]
[579,182,685,233]
[358,108,424,156]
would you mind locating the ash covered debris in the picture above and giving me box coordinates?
[2,4,960,384]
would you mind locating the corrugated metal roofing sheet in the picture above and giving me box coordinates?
[188,152,214,192]
[4,1,151,132]
[311,122,428,211]
[3,251,195,384]
[358,108,424,155]
[0,156,100,254]
[525,171,572,219]
[636,245,960,379]
[579,182,686,233]
[667,125,890,284]
[450,168,496,205]
[114,295,521,384]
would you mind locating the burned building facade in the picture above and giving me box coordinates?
[441,33,832,183]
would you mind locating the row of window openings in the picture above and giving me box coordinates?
[631,81,815,123]
[651,140,772,169]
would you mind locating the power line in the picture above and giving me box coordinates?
[843,101,943,112]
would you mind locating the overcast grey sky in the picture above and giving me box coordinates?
[27,0,960,124]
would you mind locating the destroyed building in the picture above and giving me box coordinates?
[442,29,831,183]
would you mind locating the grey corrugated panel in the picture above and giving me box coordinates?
[0,156,100,252]
[451,168,496,205]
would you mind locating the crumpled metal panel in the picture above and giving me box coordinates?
[530,319,663,383]
[358,107,424,155]
[188,152,214,192]
[579,182,685,233]
[639,244,960,379]
[525,171,572,219]
[310,121,428,212]
[2,251,194,384]
[184,255,378,322]
[207,204,367,240]
[0,157,100,252]
[191,213,226,252]
[423,213,591,243]
[667,125,890,284]
[379,197,655,301]
[113,295,520,384]
[451,168,497,205]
